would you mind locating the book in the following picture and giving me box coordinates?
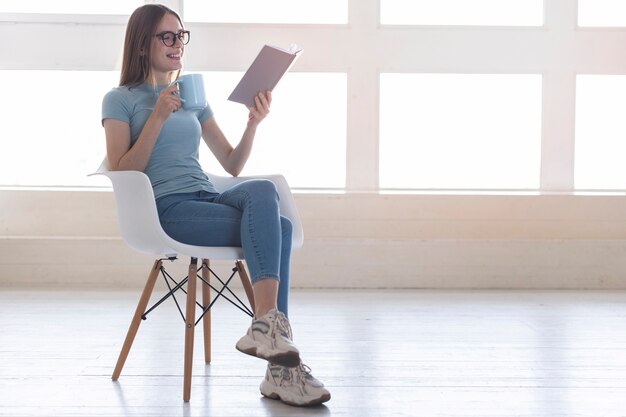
[228,44,303,107]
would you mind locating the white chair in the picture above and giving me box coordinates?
[90,158,303,402]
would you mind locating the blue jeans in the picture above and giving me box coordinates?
[156,179,292,316]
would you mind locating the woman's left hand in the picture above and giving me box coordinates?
[247,91,272,128]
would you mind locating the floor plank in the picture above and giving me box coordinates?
[1,289,626,416]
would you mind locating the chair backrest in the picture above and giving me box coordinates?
[92,158,179,257]
[91,158,304,256]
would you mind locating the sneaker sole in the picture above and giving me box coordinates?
[260,381,331,407]
[236,337,301,368]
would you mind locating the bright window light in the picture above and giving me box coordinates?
[578,0,626,27]
[197,72,346,189]
[0,0,142,14]
[575,75,626,190]
[0,71,118,187]
[184,0,348,24]
[381,0,544,26]
[380,73,542,190]
[0,70,345,189]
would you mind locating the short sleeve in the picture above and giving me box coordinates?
[197,102,214,124]
[102,87,131,126]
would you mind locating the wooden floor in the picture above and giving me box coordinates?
[1,288,626,417]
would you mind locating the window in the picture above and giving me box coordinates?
[0,71,117,187]
[0,0,141,14]
[575,75,626,190]
[2,1,623,193]
[0,70,346,189]
[380,73,542,190]
[578,0,626,27]
[380,0,543,26]
[197,72,347,189]
[184,0,348,24]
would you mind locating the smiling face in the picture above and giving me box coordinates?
[149,12,185,85]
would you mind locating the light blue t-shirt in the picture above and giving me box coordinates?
[102,83,217,199]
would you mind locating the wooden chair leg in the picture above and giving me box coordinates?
[201,259,211,364]
[235,260,256,316]
[112,259,162,381]
[183,258,198,402]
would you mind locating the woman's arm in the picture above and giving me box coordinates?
[201,91,271,177]
[104,84,182,171]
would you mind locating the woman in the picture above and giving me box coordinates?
[102,4,330,407]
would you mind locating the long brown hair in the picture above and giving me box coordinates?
[119,4,184,87]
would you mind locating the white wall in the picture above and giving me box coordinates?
[2,0,626,289]
[2,189,626,289]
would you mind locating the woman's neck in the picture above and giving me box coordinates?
[149,71,177,87]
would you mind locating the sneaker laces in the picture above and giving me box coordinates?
[275,311,293,340]
[298,363,312,376]
[296,363,325,387]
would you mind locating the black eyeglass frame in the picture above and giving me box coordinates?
[154,30,190,47]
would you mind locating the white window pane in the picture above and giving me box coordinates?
[380,74,542,190]
[0,71,344,189]
[185,0,347,24]
[381,0,543,26]
[578,0,626,27]
[0,0,142,14]
[0,71,117,187]
[197,72,346,189]
[575,75,626,190]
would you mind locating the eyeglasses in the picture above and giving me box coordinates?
[154,30,190,47]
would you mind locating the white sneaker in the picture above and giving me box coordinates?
[236,309,300,367]
[260,362,331,407]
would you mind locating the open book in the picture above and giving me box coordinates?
[228,44,303,107]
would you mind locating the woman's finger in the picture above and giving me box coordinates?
[264,90,272,106]
[255,94,269,115]
[258,92,271,110]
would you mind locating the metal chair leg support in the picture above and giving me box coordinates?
[195,267,253,324]
[143,272,189,321]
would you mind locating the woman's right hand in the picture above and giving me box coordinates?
[153,83,182,121]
